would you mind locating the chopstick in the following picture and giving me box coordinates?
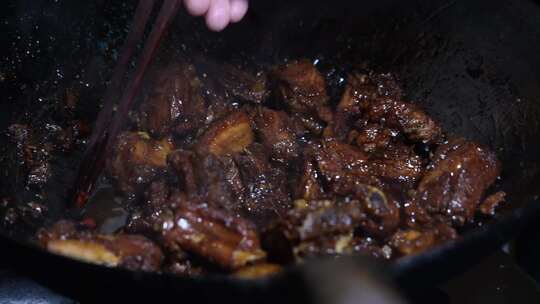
[87,0,157,151]
[73,0,182,208]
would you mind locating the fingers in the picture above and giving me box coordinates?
[205,0,231,32]
[184,0,211,16]
[229,0,249,23]
[184,0,249,31]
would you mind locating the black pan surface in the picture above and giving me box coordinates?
[1,0,540,301]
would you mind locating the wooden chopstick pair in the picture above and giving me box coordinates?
[73,0,182,208]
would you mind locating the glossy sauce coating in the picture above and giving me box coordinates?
[27,59,504,275]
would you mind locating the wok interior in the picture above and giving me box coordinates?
[1,0,540,268]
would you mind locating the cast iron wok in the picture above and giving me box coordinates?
[1,0,540,301]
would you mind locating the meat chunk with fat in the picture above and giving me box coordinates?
[279,186,398,242]
[338,72,442,144]
[271,59,329,115]
[413,138,501,225]
[315,140,414,191]
[281,199,366,242]
[368,143,425,185]
[353,121,426,189]
[252,107,300,163]
[195,110,254,156]
[108,132,173,193]
[263,186,399,262]
[233,144,292,227]
[159,204,266,270]
[139,63,206,139]
[168,149,243,213]
[363,97,443,144]
[262,199,363,263]
[170,144,291,227]
[313,137,423,195]
[38,221,163,272]
[313,138,374,194]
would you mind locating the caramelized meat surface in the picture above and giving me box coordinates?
[168,149,242,212]
[233,144,292,226]
[354,123,394,153]
[29,59,505,277]
[252,107,301,163]
[338,72,443,144]
[160,204,266,269]
[195,110,254,156]
[414,138,501,225]
[271,59,329,115]
[368,143,424,185]
[139,63,207,140]
[108,132,173,193]
[314,138,373,193]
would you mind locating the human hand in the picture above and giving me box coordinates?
[183,0,249,32]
